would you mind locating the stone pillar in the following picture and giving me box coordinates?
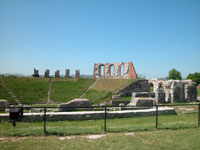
[75,70,80,78]
[65,69,70,78]
[33,68,39,77]
[155,90,165,103]
[45,69,50,78]
[55,70,60,78]
[184,80,197,102]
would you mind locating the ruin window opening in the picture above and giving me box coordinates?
[110,65,114,76]
[120,65,124,76]
[149,83,154,92]
[100,65,105,77]
[158,83,164,91]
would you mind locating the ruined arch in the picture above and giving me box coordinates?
[149,82,154,92]
[99,65,105,77]
[158,82,164,91]
[109,64,114,76]
[119,65,124,76]
[93,62,137,79]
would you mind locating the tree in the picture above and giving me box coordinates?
[168,68,182,80]
[186,72,200,85]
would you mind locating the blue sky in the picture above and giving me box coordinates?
[0,0,199,79]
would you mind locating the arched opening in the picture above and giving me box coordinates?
[110,65,114,76]
[120,65,124,76]
[149,83,154,92]
[100,65,105,77]
[158,83,164,91]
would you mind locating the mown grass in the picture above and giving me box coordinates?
[0,128,200,150]
[83,79,136,104]
[0,77,49,104]
[50,78,95,103]
[0,84,16,105]
[91,79,136,92]
[0,105,198,137]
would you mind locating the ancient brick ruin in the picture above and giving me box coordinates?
[75,70,80,78]
[149,79,197,103]
[45,69,50,78]
[33,68,39,77]
[93,62,137,79]
[65,69,70,78]
[33,68,80,78]
[55,70,60,78]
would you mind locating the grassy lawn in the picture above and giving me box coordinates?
[0,77,49,104]
[83,79,136,104]
[50,78,95,103]
[0,106,198,136]
[0,128,200,150]
[0,84,16,105]
[197,87,200,97]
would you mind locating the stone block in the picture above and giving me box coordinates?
[110,100,130,107]
[56,99,91,111]
[155,90,165,103]
[128,98,155,107]
[112,95,121,100]
[132,92,150,99]
[0,100,10,111]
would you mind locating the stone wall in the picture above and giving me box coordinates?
[114,80,149,97]
[93,62,137,79]
[149,79,197,103]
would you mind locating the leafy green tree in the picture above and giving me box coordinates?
[186,72,200,85]
[168,68,182,80]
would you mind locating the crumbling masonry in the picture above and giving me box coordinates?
[149,79,197,103]
[93,62,137,79]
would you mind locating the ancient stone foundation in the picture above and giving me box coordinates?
[115,80,149,97]
[93,62,137,79]
[149,79,197,103]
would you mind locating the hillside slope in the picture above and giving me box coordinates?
[83,79,137,104]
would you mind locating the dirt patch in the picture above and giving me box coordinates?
[58,134,106,140]
[124,132,135,136]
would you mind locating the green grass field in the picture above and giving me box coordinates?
[0,128,200,150]
[197,87,200,96]
[0,77,136,105]
[83,79,136,104]
[0,77,49,104]
[0,84,16,104]
[0,105,198,136]
[50,78,96,103]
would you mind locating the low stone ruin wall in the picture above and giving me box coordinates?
[149,79,197,103]
[114,80,149,97]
